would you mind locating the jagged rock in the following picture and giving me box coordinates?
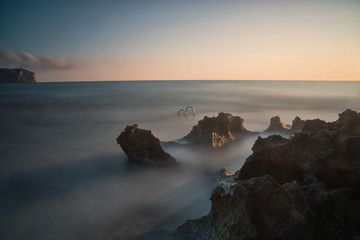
[316,168,360,198]
[0,68,36,83]
[175,109,360,240]
[265,116,290,133]
[291,116,305,132]
[251,135,288,152]
[265,116,305,134]
[176,175,360,240]
[181,112,251,148]
[238,155,304,185]
[211,168,237,194]
[116,124,177,165]
[239,109,360,196]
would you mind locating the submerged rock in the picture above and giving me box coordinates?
[0,68,36,83]
[117,124,177,165]
[181,112,251,148]
[175,109,360,240]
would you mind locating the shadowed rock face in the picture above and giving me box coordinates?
[291,116,305,132]
[266,116,290,133]
[239,109,360,195]
[0,68,36,83]
[176,175,359,240]
[175,109,360,240]
[266,116,305,134]
[117,124,177,165]
[181,112,251,148]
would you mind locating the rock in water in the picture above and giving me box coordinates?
[265,116,290,133]
[175,109,360,240]
[117,124,177,165]
[181,112,251,148]
[0,68,36,83]
[290,116,305,132]
[265,116,305,134]
[239,109,360,196]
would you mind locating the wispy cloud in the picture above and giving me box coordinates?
[0,49,78,70]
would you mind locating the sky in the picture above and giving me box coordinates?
[0,0,359,81]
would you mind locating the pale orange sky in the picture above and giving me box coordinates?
[2,0,360,81]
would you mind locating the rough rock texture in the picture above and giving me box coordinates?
[0,68,36,83]
[265,116,290,133]
[211,168,237,194]
[175,109,360,240]
[265,116,305,134]
[238,109,360,196]
[117,124,177,165]
[291,116,305,132]
[181,112,251,148]
[176,175,360,240]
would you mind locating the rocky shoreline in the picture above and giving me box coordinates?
[117,112,305,164]
[174,109,360,240]
[118,109,360,239]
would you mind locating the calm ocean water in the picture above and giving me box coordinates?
[0,80,359,240]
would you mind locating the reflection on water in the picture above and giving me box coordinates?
[0,81,359,240]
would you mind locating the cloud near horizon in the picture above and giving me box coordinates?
[0,49,79,70]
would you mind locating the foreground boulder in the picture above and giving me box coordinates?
[175,109,360,239]
[180,112,251,148]
[117,124,177,165]
[176,175,359,240]
[0,68,36,83]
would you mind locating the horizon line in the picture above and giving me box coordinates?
[37,79,360,83]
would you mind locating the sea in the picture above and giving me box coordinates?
[0,80,359,240]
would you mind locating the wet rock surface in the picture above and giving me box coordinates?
[175,109,360,240]
[0,68,36,83]
[117,124,177,165]
[181,112,251,148]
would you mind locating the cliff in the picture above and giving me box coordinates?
[0,68,36,83]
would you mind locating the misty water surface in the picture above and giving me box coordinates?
[0,80,359,240]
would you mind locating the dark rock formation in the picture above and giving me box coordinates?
[251,134,288,152]
[117,124,177,165]
[265,116,305,134]
[0,68,36,83]
[176,175,359,240]
[181,112,251,148]
[175,109,360,239]
[239,109,360,195]
[290,116,305,132]
[265,116,290,133]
